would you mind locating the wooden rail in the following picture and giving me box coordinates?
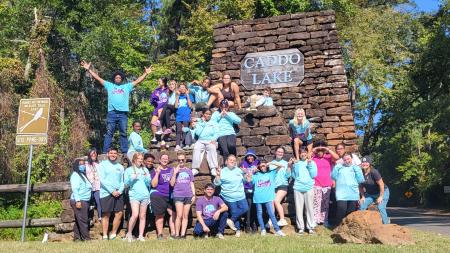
[0,182,70,193]
[0,218,62,228]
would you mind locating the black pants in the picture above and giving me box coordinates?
[218,134,236,163]
[70,200,90,240]
[245,192,257,231]
[176,121,189,146]
[160,104,176,129]
[335,200,358,226]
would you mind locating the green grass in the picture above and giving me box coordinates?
[0,229,449,253]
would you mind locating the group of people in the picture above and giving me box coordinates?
[69,63,390,241]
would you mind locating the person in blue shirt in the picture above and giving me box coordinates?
[80,61,152,154]
[174,83,194,151]
[70,158,92,241]
[124,152,151,242]
[159,80,178,139]
[331,153,365,226]
[188,77,211,112]
[98,147,125,240]
[291,148,318,234]
[191,109,220,176]
[211,99,241,163]
[289,108,313,160]
[244,87,274,110]
[213,154,248,238]
[247,161,286,237]
[268,146,290,227]
[127,121,148,161]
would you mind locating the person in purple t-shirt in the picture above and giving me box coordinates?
[150,153,175,240]
[239,149,259,233]
[170,152,196,239]
[150,77,169,144]
[193,183,229,239]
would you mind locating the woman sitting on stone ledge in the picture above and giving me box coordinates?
[207,74,242,109]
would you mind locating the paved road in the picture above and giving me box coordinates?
[388,207,450,236]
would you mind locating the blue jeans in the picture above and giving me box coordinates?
[103,110,128,153]
[224,198,248,231]
[193,212,228,236]
[256,202,280,232]
[359,187,390,224]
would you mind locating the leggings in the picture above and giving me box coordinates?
[160,104,176,129]
[176,121,189,146]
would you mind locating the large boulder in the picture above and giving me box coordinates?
[331,210,414,246]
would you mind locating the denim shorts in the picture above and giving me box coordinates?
[130,198,150,207]
[173,196,192,205]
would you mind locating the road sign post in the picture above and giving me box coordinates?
[16,98,50,242]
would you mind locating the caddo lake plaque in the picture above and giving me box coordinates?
[240,48,304,90]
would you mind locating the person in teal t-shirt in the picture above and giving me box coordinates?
[268,146,291,227]
[289,108,313,160]
[127,121,148,161]
[123,152,151,242]
[80,60,152,154]
[70,158,92,241]
[247,161,286,237]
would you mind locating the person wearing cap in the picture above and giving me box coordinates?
[239,149,260,233]
[311,140,339,226]
[80,61,152,154]
[193,183,229,239]
[291,148,318,234]
[331,152,365,226]
[359,156,390,224]
[211,99,241,162]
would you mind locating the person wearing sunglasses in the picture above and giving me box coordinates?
[170,152,196,239]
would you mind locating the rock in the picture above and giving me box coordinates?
[260,116,285,127]
[242,136,264,146]
[55,222,74,233]
[265,135,291,146]
[60,209,75,223]
[48,232,73,242]
[331,210,414,246]
[61,199,71,210]
[246,106,278,118]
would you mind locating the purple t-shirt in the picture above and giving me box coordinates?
[150,87,169,116]
[240,160,260,191]
[195,196,224,220]
[150,167,173,197]
[172,168,194,198]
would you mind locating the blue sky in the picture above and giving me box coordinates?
[412,0,441,12]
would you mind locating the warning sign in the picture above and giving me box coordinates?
[16,98,50,135]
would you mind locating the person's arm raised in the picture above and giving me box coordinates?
[81,61,105,86]
[132,66,152,86]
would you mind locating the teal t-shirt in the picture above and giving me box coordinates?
[214,167,246,202]
[104,81,133,112]
[252,170,277,203]
[289,119,312,141]
[269,159,290,188]
[188,83,210,103]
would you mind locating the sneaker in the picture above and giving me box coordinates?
[163,128,172,135]
[227,219,237,231]
[124,234,133,243]
[137,236,145,242]
[308,229,316,235]
[183,145,190,150]
[261,229,267,236]
[169,234,178,240]
[216,233,224,239]
[277,219,288,227]
[192,168,199,176]
[174,145,182,151]
[276,231,286,237]
[235,230,241,238]
[102,235,108,240]
[204,234,209,239]
[297,230,304,235]
[189,144,195,149]
[156,130,163,135]
[109,234,117,240]
[179,235,186,240]
[151,138,158,144]
[211,168,217,176]
[157,234,164,240]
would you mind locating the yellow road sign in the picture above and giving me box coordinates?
[15,134,48,145]
[16,98,50,135]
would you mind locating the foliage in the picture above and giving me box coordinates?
[0,200,62,240]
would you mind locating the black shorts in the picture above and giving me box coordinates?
[292,138,313,146]
[276,185,288,192]
[151,193,172,216]
[173,196,192,205]
[100,195,124,213]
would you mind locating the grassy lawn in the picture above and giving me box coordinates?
[0,229,449,253]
